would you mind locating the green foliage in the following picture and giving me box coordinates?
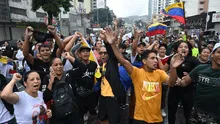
[32,0,72,24]
[92,8,113,28]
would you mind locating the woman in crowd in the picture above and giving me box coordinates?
[157,44,170,117]
[42,52,86,124]
[176,43,220,123]
[163,41,199,124]
[198,48,211,64]
[1,71,52,124]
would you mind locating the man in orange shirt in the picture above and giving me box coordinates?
[100,28,184,124]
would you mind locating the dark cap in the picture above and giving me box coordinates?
[138,42,146,47]
[79,46,91,52]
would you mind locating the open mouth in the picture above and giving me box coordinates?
[33,84,39,88]
[181,51,186,55]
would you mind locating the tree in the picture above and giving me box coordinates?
[91,8,113,28]
[31,0,72,25]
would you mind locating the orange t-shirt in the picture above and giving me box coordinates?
[130,66,168,123]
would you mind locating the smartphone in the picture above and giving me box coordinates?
[49,66,57,77]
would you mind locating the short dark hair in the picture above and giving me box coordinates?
[141,50,157,60]
[38,44,50,51]
[199,47,211,54]
[23,70,39,82]
[95,40,102,47]
[159,44,167,49]
[118,43,127,49]
[51,57,62,64]
[173,40,192,56]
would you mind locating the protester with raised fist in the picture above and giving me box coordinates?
[0,71,52,124]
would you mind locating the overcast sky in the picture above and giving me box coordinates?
[106,0,149,17]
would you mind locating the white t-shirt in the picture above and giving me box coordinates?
[63,59,73,71]
[0,62,13,78]
[14,91,47,124]
[131,53,138,64]
[0,99,14,123]
[15,49,24,70]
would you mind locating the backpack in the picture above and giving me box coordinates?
[52,72,77,119]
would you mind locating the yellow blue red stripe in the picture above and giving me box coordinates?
[162,2,185,24]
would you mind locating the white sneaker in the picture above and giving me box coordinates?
[161,109,167,117]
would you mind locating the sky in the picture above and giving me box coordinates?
[106,0,149,17]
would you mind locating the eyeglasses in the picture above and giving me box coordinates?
[99,52,107,55]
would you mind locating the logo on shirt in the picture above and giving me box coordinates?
[142,81,160,101]
[82,69,94,78]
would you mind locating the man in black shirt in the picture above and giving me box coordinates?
[23,26,63,90]
[73,46,98,123]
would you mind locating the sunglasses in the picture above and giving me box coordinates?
[99,52,107,55]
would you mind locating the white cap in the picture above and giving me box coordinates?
[211,43,220,54]
[209,43,220,60]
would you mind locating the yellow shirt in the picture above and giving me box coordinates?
[130,67,168,123]
[192,47,199,57]
[101,63,114,97]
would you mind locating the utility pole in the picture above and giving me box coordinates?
[205,0,209,31]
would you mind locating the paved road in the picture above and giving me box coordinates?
[163,107,186,124]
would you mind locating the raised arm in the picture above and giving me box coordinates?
[64,33,79,52]
[131,28,142,56]
[164,54,184,87]
[0,73,22,104]
[48,25,64,55]
[100,28,133,75]
[23,26,34,65]
[146,40,158,50]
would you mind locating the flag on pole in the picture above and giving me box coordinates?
[162,2,186,24]
[146,23,167,36]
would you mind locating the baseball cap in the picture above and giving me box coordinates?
[209,43,220,60]
[79,46,91,52]
[138,42,146,47]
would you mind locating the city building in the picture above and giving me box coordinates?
[198,0,208,14]
[0,0,47,41]
[148,0,153,21]
[165,0,175,7]
[60,0,91,36]
[91,0,106,10]
[148,0,175,22]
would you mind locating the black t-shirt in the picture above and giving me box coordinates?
[72,60,97,97]
[167,55,199,78]
[28,58,51,85]
[189,64,220,117]
[73,61,97,90]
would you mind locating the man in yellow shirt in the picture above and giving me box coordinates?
[98,46,123,124]
[100,28,184,124]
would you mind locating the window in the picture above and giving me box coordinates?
[63,11,67,14]
[200,1,205,4]
[36,12,47,18]
[12,0,21,2]
[10,7,26,16]
[0,0,7,4]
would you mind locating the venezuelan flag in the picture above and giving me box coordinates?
[146,23,167,36]
[162,2,186,24]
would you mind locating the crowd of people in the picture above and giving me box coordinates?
[0,22,220,124]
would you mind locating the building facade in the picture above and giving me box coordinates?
[148,0,175,22]
[0,0,47,41]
